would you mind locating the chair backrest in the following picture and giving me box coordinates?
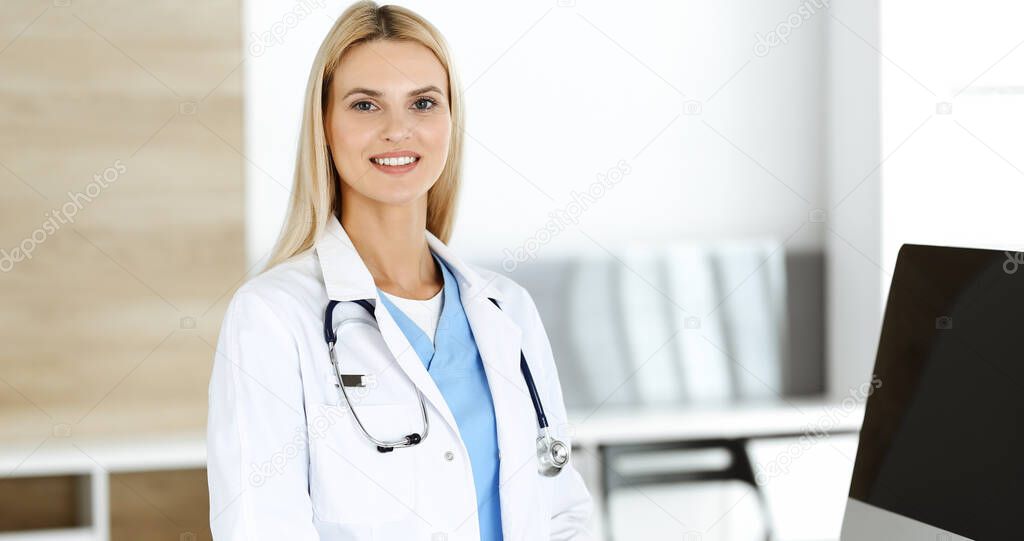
[490,241,824,410]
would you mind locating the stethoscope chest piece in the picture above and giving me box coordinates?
[536,427,570,477]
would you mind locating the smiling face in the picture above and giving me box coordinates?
[324,39,452,210]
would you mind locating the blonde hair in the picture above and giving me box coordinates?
[263,1,464,271]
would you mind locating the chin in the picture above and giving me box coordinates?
[366,185,432,207]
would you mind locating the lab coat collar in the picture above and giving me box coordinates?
[314,213,504,304]
[314,213,528,500]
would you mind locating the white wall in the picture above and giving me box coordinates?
[243,0,829,269]
[824,1,884,401]
[822,0,1024,424]
[880,0,1024,277]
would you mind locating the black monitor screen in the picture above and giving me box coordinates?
[849,244,1024,539]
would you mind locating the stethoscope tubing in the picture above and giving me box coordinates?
[323,296,568,474]
[323,297,550,430]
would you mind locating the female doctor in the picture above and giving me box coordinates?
[206,2,593,539]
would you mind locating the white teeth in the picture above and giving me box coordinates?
[372,156,418,166]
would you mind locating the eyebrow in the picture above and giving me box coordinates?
[342,85,445,100]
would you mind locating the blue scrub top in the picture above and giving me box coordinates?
[376,252,504,541]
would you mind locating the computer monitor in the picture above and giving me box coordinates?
[840,244,1024,540]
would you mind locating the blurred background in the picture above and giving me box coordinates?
[2,0,1023,539]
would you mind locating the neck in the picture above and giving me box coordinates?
[338,189,442,300]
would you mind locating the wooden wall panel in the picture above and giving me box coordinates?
[0,0,244,443]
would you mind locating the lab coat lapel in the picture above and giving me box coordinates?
[461,295,536,541]
[372,297,461,438]
[315,216,460,437]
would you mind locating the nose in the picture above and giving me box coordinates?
[381,109,412,143]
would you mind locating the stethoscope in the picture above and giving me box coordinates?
[323,297,570,477]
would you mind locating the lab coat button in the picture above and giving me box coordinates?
[444,450,455,461]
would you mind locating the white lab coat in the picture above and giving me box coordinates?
[207,215,594,540]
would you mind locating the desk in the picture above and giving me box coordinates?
[567,399,865,540]
[0,400,863,540]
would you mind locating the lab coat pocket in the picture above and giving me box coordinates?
[309,401,419,524]
[321,320,418,408]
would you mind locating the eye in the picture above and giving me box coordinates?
[351,100,377,112]
[413,97,438,111]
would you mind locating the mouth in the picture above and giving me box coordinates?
[368,152,421,175]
